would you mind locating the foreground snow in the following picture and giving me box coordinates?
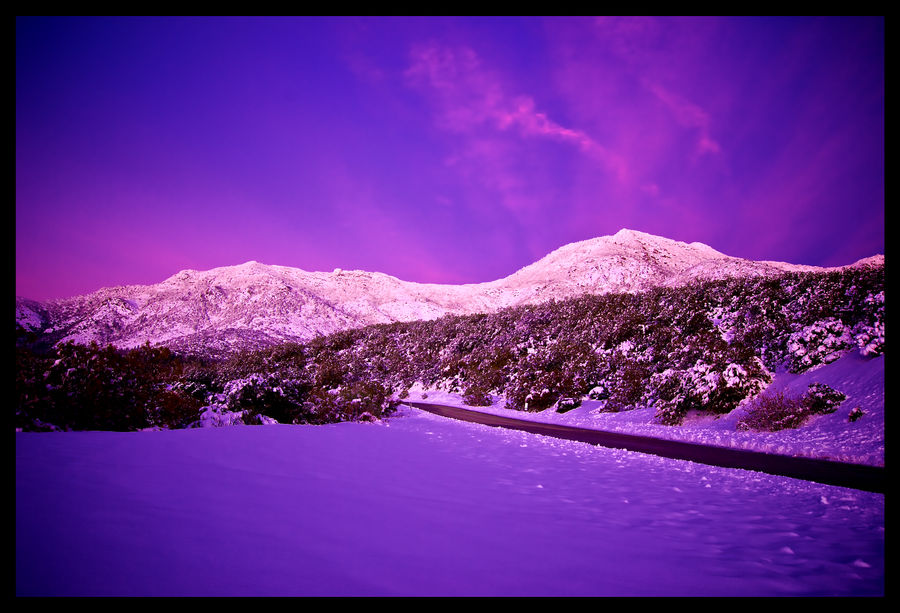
[17,404,884,596]
[406,351,885,467]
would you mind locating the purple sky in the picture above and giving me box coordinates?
[16,17,884,301]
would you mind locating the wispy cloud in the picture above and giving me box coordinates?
[405,43,627,181]
[643,80,721,156]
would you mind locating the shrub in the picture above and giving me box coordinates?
[606,359,651,410]
[650,358,771,425]
[505,374,562,412]
[736,390,808,431]
[16,342,202,431]
[462,384,493,406]
[855,290,884,357]
[222,374,310,425]
[802,382,846,414]
[556,397,581,413]
[147,388,203,429]
[854,320,884,357]
[785,318,853,372]
[303,381,398,423]
[736,383,846,431]
[587,385,608,401]
[193,404,246,428]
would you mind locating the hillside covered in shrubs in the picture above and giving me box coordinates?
[16,264,884,432]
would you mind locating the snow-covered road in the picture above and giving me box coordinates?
[405,400,885,492]
[16,405,884,596]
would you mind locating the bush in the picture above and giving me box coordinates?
[736,383,846,431]
[650,359,771,426]
[736,390,808,431]
[556,397,581,413]
[16,342,202,431]
[802,382,846,414]
[854,320,884,357]
[785,318,853,372]
[303,381,398,423]
[606,359,651,410]
[505,382,557,412]
[462,384,493,406]
[222,374,311,425]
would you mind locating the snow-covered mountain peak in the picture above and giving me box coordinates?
[847,254,885,268]
[612,227,642,239]
[608,228,727,259]
[17,230,882,355]
[609,227,680,246]
[533,228,723,261]
[498,229,739,296]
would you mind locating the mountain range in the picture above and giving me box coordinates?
[16,229,883,356]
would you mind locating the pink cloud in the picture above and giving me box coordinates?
[644,80,721,156]
[405,43,628,181]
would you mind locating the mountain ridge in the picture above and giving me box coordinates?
[16,229,884,356]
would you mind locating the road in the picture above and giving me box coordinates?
[403,401,885,493]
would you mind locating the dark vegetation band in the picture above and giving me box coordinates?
[16,264,884,432]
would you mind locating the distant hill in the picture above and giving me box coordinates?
[16,229,883,356]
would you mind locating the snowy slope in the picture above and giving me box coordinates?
[15,229,883,354]
[15,297,49,332]
[16,406,884,596]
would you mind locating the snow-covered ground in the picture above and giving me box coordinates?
[17,374,884,596]
[405,351,885,467]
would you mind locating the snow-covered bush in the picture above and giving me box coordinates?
[603,358,652,412]
[194,404,246,427]
[462,384,493,406]
[854,320,885,357]
[556,397,581,413]
[587,385,608,401]
[302,381,398,423]
[785,318,854,372]
[853,291,884,356]
[506,381,558,412]
[708,306,739,343]
[503,341,585,412]
[219,373,312,425]
[802,382,846,415]
[651,358,771,426]
[192,403,279,427]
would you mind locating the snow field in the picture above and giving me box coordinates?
[17,403,883,596]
